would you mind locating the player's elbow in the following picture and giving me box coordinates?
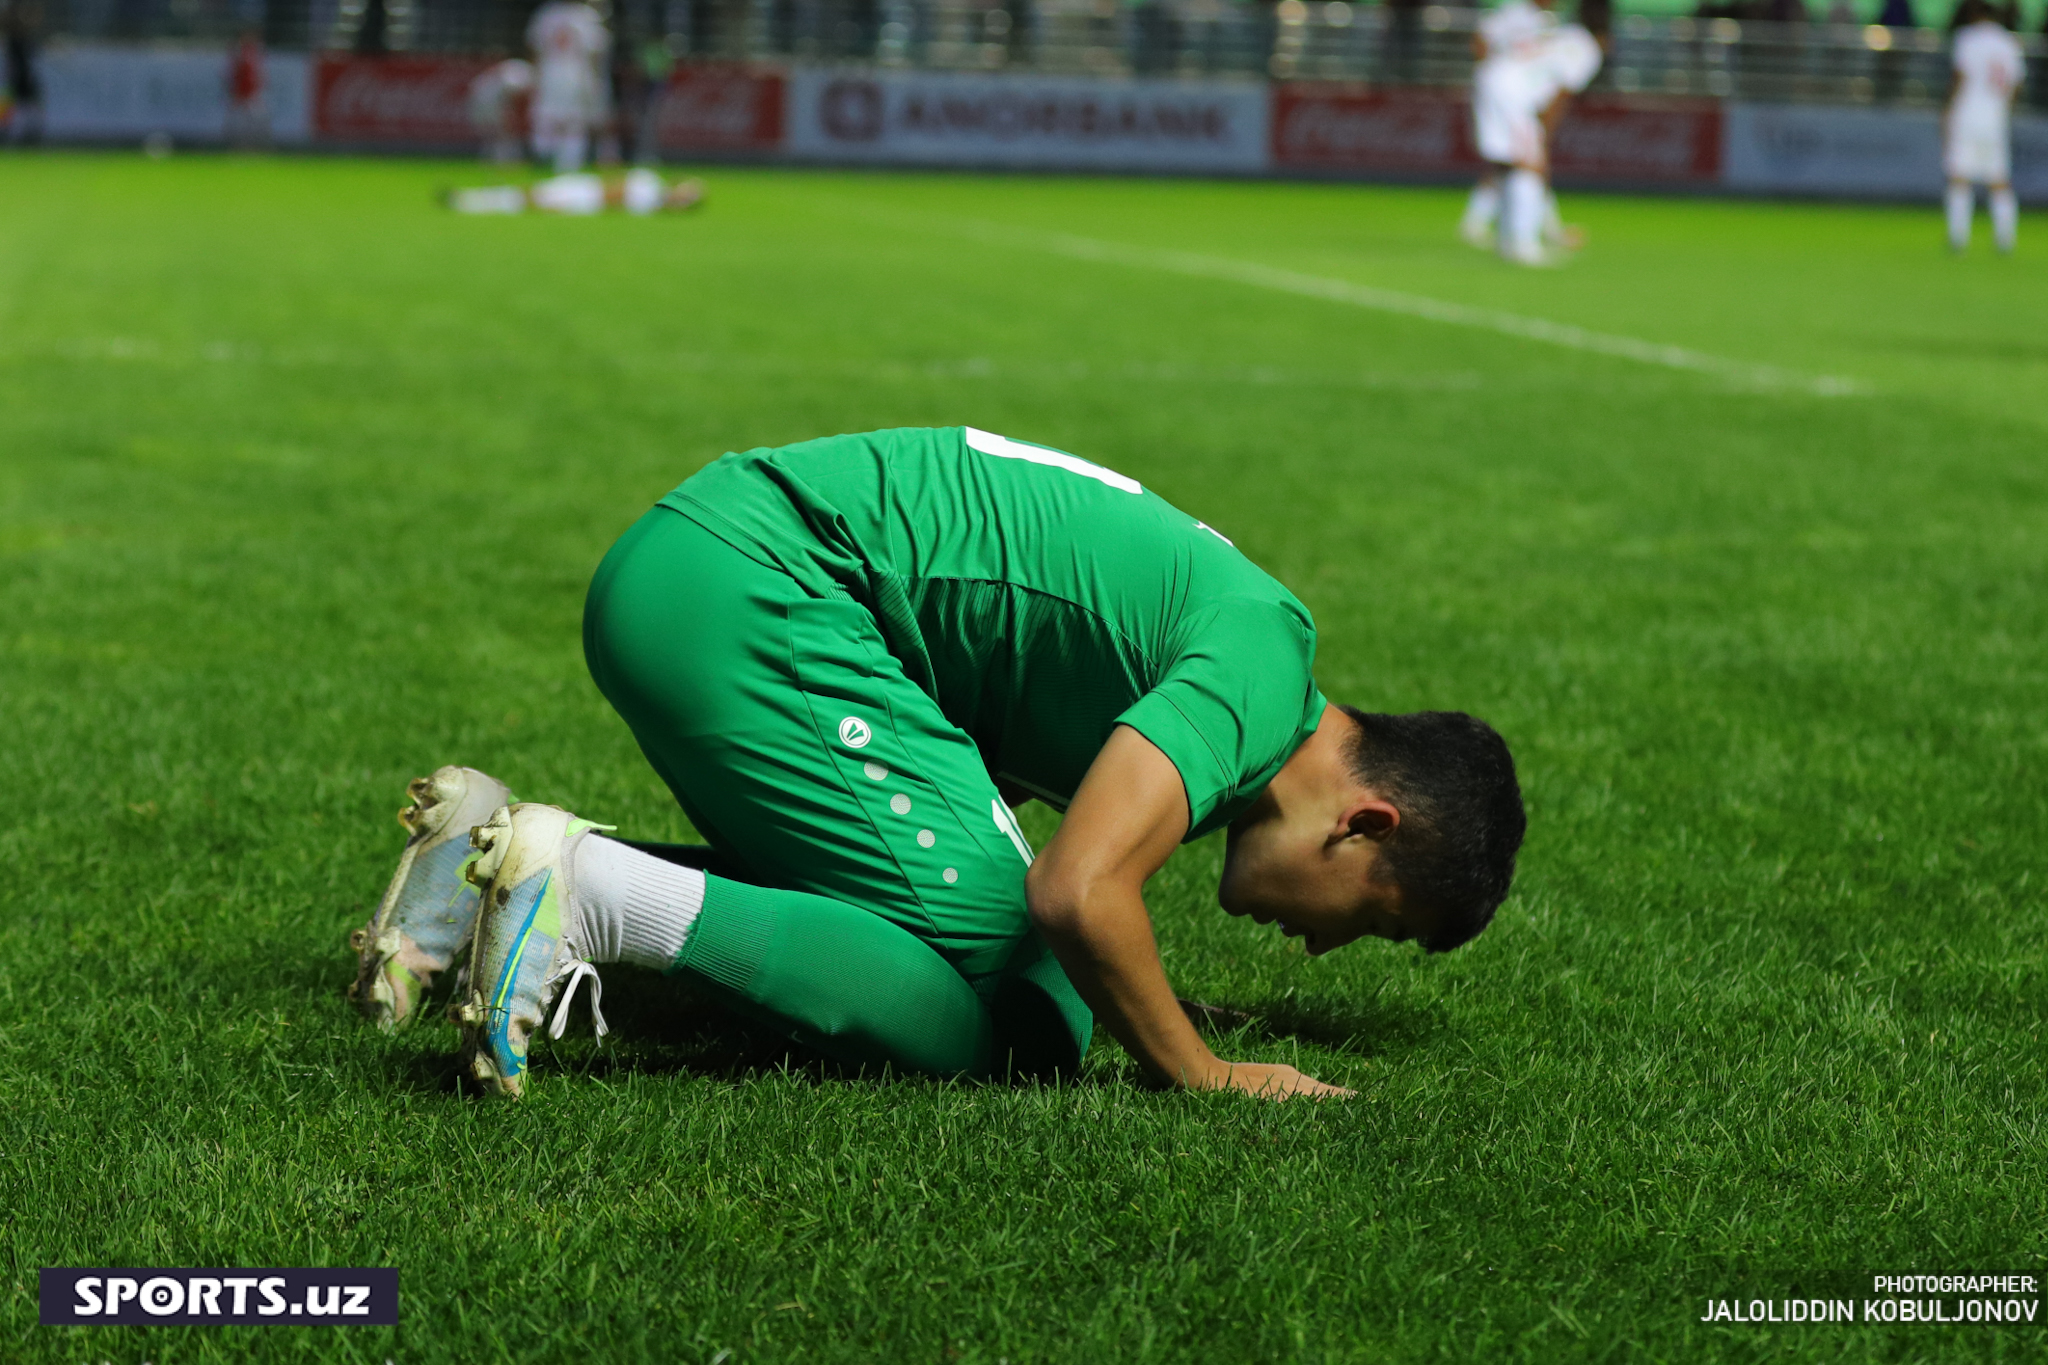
[1025,857,1104,942]
[1024,860,1081,937]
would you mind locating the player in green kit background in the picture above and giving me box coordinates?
[350,427,1526,1101]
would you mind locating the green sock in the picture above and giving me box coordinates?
[676,875,997,1076]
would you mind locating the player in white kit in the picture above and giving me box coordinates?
[1533,21,1605,256]
[468,57,533,165]
[1944,0,2025,254]
[526,0,611,175]
[1461,0,1556,265]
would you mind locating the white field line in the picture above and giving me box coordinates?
[935,218,1864,398]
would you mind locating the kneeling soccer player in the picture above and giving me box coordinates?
[348,427,1526,1100]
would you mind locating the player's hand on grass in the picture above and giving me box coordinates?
[1203,1060,1355,1101]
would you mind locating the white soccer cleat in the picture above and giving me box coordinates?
[450,803,614,1099]
[347,766,512,1030]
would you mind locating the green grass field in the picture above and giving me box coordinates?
[2,152,2044,1364]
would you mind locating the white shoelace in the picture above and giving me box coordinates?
[546,957,608,1040]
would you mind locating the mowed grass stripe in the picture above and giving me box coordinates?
[797,187,1863,397]
[963,219,1867,397]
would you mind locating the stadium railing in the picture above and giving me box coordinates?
[22,0,2048,111]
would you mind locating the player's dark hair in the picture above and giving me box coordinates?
[1337,707,1525,954]
[1953,0,1995,25]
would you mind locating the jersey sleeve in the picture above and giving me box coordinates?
[1116,600,1324,840]
[1551,27,1602,93]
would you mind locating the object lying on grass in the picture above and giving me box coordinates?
[446,170,704,216]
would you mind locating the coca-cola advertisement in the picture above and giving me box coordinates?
[1270,85,1479,174]
[315,55,497,145]
[1272,85,1722,184]
[655,65,784,152]
[1551,97,1722,183]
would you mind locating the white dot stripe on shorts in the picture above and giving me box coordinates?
[917,829,936,848]
[943,868,959,884]
[863,761,888,781]
[991,798,1035,866]
[890,793,912,815]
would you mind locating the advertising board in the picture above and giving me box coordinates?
[312,54,497,146]
[1270,84,1474,173]
[40,44,311,143]
[1550,96,1721,183]
[1271,84,1720,184]
[787,67,1268,173]
[1724,102,2048,200]
[1722,102,1941,197]
[654,64,785,153]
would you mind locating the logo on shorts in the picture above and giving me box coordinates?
[838,716,873,749]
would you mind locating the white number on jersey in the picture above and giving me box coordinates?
[964,427,1143,495]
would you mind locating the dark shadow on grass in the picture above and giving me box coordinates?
[389,1045,481,1097]
[225,911,1429,1096]
[1180,986,1441,1060]
[393,966,1127,1094]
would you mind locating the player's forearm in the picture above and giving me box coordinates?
[1028,879,1220,1088]
[1029,724,1205,1085]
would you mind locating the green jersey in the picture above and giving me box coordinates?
[662,426,1325,841]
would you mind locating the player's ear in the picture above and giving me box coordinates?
[1343,798,1400,842]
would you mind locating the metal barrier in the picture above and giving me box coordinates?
[21,0,2048,110]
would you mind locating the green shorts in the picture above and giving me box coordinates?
[583,504,1063,996]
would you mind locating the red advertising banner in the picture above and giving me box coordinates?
[655,64,784,152]
[1272,85,1478,173]
[1552,96,1722,182]
[1272,84,1721,183]
[314,55,495,144]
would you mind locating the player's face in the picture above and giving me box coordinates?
[1218,791,1431,955]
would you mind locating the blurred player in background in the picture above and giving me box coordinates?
[468,57,534,165]
[1944,0,2024,254]
[1461,0,1556,265]
[526,0,610,174]
[2,0,43,146]
[1533,17,1606,257]
[223,28,267,149]
[446,169,703,215]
